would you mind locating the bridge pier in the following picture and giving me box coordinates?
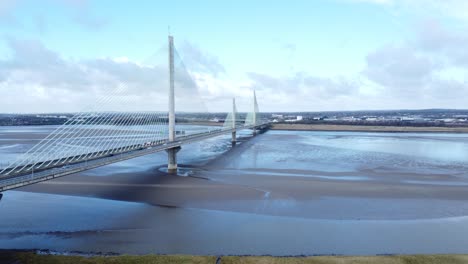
[231,131,236,146]
[252,91,257,136]
[0,193,3,201]
[231,98,237,147]
[166,146,181,174]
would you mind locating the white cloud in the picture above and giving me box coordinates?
[3,15,468,113]
[240,19,468,111]
[361,20,468,106]
[0,38,248,113]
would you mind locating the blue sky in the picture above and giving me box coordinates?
[1,0,468,112]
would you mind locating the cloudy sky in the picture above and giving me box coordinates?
[1,0,468,113]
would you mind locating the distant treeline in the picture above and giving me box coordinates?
[0,113,231,126]
[0,116,68,126]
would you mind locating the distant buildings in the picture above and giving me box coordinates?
[266,110,468,127]
[272,113,303,122]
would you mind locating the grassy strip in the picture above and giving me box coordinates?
[3,252,468,264]
[2,252,215,264]
[222,255,468,264]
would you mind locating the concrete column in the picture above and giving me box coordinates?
[253,90,257,126]
[231,131,237,147]
[252,90,257,136]
[168,35,175,142]
[167,35,179,174]
[231,98,237,146]
[166,146,181,174]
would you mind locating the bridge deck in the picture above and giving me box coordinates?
[0,123,269,192]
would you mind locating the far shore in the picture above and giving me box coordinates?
[271,123,468,133]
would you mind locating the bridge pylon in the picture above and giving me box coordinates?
[253,90,258,136]
[232,98,237,146]
[166,34,179,174]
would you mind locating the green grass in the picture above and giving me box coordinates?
[221,255,468,264]
[2,252,215,264]
[3,252,468,264]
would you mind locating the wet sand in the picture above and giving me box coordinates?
[16,132,468,220]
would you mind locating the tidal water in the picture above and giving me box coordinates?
[1,126,468,255]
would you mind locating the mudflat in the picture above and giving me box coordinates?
[4,128,468,255]
[17,130,468,220]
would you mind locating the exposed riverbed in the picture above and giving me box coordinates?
[1,126,468,255]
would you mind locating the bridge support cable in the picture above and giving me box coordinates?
[54,76,168,164]
[6,84,120,171]
[75,110,139,161]
[69,110,135,162]
[0,58,171,177]
[142,112,168,146]
[172,45,218,136]
[35,83,133,166]
[102,110,156,155]
[43,82,141,168]
[244,90,260,135]
[223,98,240,145]
[32,83,134,169]
[91,108,161,159]
[0,84,118,174]
[145,112,169,146]
[66,86,145,161]
[101,111,149,155]
[68,82,159,161]
[122,111,158,152]
[38,107,119,167]
[119,105,162,153]
[56,87,139,165]
[2,83,129,175]
[120,112,153,152]
[253,90,259,135]
[0,35,268,186]
[142,112,167,145]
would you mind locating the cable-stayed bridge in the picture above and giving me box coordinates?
[0,36,269,195]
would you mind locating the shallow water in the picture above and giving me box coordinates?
[221,131,468,176]
[2,191,468,255]
[1,127,468,255]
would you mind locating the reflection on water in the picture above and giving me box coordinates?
[1,127,468,255]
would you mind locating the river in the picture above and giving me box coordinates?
[1,126,468,255]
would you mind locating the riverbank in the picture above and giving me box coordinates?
[3,251,468,264]
[271,123,468,133]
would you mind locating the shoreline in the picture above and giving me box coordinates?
[271,123,468,133]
